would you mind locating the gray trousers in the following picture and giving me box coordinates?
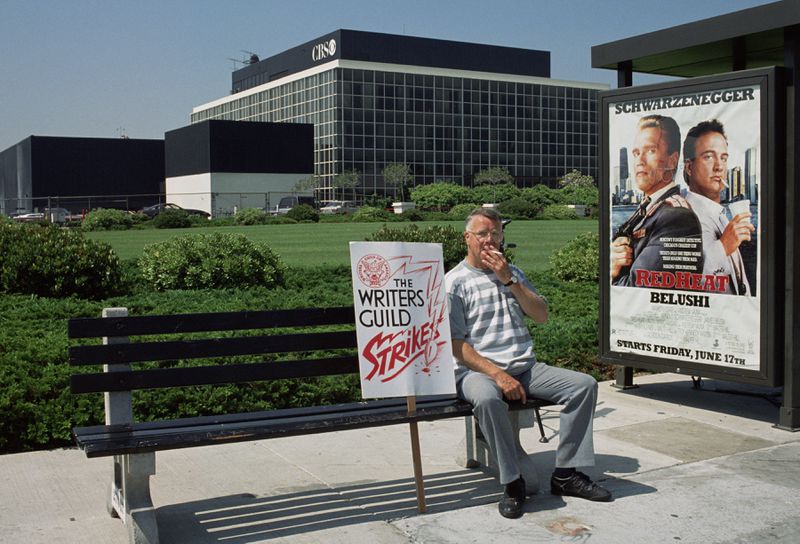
[457,362,598,485]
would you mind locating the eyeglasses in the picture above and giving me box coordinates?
[468,229,503,241]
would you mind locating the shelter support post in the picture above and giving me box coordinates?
[780,27,800,431]
[614,60,638,390]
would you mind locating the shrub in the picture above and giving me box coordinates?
[366,223,467,270]
[560,184,600,207]
[208,216,237,227]
[538,204,580,220]
[420,211,452,221]
[81,208,133,231]
[498,198,537,219]
[352,206,396,222]
[448,203,480,221]
[234,208,270,225]
[470,183,520,204]
[129,212,150,226]
[526,270,609,380]
[139,232,286,290]
[549,232,599,282]
[364,193,393,210]
[152,209,192,229]
[318,213,352,223]
[521,185,560,212]
[286,204,320,223]
[266,216,299,225]
[0,222,121,298]
[410,182,471,210]
[399,208,424,221]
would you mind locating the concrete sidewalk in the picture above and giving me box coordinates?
[1,373,798,543]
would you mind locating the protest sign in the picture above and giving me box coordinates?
[349,241,455,399]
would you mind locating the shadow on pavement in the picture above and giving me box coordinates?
[613,378,781,423]
[156,469,502,543]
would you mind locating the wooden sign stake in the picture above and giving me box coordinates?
[406,395,427,513]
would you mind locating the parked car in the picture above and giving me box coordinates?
[140,203,210,219]
[267,195,318,216]
[12,208,73,223]
[320,200,358,215]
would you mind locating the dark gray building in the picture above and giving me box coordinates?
[192,29,607,200]
[165,120,313,216]
[0,136,164,216]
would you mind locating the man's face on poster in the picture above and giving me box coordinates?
[631,126,678,195]
[686,131,728,203]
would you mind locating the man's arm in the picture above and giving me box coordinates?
[480,248,548,323]
[452,339,527,403]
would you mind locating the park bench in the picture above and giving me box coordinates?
[68,306,550,544]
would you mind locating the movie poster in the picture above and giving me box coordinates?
[607,84,761,372]
[349,241,455,398]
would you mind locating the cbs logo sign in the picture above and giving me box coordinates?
[312,39,337,61]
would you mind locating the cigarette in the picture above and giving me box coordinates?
[489,250,503,255]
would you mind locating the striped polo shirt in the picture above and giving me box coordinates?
[445,260,546,382]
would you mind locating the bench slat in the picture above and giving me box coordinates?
[72,397,548,457]
[73,399,473,457]
[70,355,361,393]
[67,306,356,338]
[69,330,357,365]
[74,395,461,434]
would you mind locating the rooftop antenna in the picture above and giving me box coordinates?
[227,57,247,69]
[241,50,260,64]
[227,51,260,70]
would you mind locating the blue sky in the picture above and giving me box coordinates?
[0,0,774,150]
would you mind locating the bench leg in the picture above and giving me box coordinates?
[108,453,159,544]
[456,412,540,494]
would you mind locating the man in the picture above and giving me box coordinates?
[683,119,754,295]
[612,114,703,286]
[446,208,610,519]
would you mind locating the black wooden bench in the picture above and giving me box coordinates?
[68,306,549,544]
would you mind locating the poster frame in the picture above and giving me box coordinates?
[598,66,783,386]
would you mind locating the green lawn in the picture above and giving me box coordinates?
[86,220,597,272]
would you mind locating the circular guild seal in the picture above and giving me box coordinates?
[357,254,391,288]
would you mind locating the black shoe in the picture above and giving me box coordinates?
[498,477,526,519]
[550,471,612,502]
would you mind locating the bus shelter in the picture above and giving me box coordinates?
[592,0,800,430]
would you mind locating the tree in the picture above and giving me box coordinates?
[473,167,514,204]
[382,163,413,202]
[473,166,513,186]
[333,170,360,201]
[292,175,318,192]
[409,182,471,211]
[471,183,520,204]
[557,171,598,206]
[558,170,595,189]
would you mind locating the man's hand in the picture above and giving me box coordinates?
[720,213,755,256]
[495,371,527,404]
[452,340,527,403]
[611,236,633,279]
[480,247,513,284]
[481,246,548,323]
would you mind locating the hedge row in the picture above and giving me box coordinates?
[0,222,606,453]
[0,264,605,454]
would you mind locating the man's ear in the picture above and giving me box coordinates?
[667,152,679,172]
[683,158,693,179]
